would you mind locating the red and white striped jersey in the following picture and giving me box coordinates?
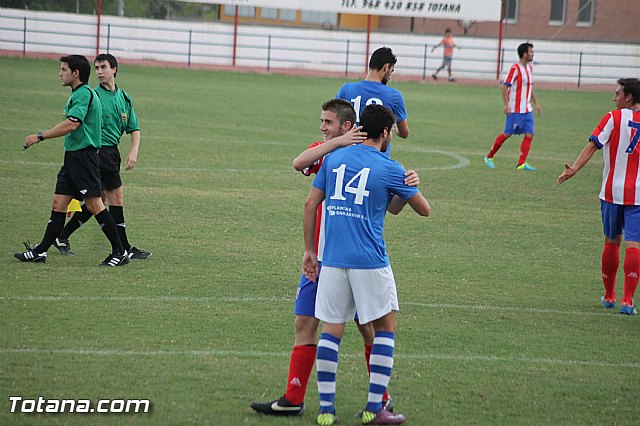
[591,108,640,205]
[503,62,534,113]
[302,141,326,260]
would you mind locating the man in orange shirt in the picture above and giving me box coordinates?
[431,28,460,82]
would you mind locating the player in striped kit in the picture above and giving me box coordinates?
[484,42,542,171]
[250,100,418,417]
[557,78,640,315]
[303,105,431,425]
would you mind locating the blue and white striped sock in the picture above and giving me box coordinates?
[366,331,395,413]
[316,332,341,414]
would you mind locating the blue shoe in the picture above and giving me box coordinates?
[620,303,637,315]
[601,296,616,309]
[516,162,537,171]
[484,155,495,169]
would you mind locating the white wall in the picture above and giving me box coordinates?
[1,8,638,84]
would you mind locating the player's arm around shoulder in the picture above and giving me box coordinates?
[407,192,431,217]
[292,127,366,172]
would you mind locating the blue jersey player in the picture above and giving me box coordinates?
[302,105,431,425]
[337,47,409,141]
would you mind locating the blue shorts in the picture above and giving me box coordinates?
[293,262,360,321]
[601,200,640,242]
[294,263,322,316]
[504,112,534,135]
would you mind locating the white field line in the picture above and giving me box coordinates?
[0,295,613,317]
[1,296,634,369]
[0,347,637,369]
[0,148,471,172]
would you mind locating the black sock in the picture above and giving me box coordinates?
[59,204,92,239]
[35,211,67,254]
[94,209,124,255]
[109,205,131,250]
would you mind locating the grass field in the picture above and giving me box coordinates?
[0,55,638,425]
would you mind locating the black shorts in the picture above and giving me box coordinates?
[55,147,102,200]
[98,145,122,191]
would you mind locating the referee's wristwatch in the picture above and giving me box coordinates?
[37,132,44,142]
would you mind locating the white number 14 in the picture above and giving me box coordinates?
[330,164,370,205]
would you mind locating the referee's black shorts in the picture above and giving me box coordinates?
[55,147,102,200]
[98,145,122,191]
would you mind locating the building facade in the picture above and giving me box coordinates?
[219,1,639,44]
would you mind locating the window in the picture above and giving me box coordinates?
[503,0,518,23]
[577,0,594,26]
[223,6,255,18]
[279,9,296,22]
[300,11,337,27]
[549,0,565,24]
[260,8,277,20]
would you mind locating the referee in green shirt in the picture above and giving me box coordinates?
[56,54,150,260]
[16,55,128,266]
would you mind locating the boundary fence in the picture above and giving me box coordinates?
[1,8,639,86]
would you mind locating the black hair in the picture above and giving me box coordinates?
[618,78,640,104]
[360,104,395,140]
[369,47,397,71]
[95,53,118,77]
[60,55,90,83]
[517,42,534,59]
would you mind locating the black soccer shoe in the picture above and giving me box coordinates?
[14,242,46,263]
[127,246,151,260]
[100,251,130,267]
[54,238,75,256]
[250,396,304,416]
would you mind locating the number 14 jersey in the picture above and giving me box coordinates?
[312,144,418,269]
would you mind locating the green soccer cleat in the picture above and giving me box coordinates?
[484,155,495,169]
[317,412,338,425]
[516,162,537,171]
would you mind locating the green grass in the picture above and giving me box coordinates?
[0,55,638,425]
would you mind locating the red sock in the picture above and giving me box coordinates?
[518,135,533,165]
[602,242,620,301]
[487,133,509,158]
[284,345,317,405]
[622,247,640,306]
[364,344,390,401]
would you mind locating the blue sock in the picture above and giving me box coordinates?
[366,331,395,413]
[316,333,340,414]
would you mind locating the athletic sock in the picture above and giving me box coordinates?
[517,135,533,165]
[622,247,640,306]
[316,333,340,415]
[284,344,317,405]
[109,205,131,250]
[487,133,509,158]
[365,331,395,413]
[35,211,67,254]
[94,209,124,255]
[364,343,390,402]
[59,204,92,239]
[602,242,620,301]
[364,343,373,372]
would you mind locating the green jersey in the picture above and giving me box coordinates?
[63,83,102,151]
[95,84,140,147]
